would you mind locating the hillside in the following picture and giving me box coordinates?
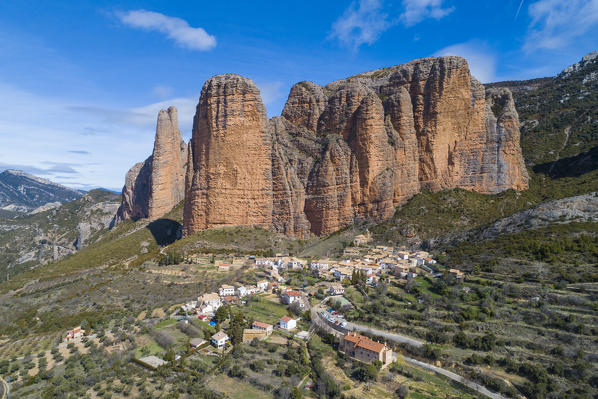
[0,170,82,212]
[487,51,598,168]
[0,189,120,282]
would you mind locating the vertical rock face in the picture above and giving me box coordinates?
[148,107,187,220]
[183,75,273,236]
[483,88,529,192]
[183,56,529,238]
[115,106,187,223]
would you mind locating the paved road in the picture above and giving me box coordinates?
[344,320,424,347]
[404,357,507,399]
[312,297,424,347]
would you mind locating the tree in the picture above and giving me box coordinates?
[215,306,228,324]
[229,311,245,346]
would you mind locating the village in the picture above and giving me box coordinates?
[108,235,465,373]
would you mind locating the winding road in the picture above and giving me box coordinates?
[311,298,507,399]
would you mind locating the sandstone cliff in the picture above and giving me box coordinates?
[183,56,529,238]
[115,106,187,223]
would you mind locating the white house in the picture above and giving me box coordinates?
[252,321,273,335]
[198,293,221,312]
[329,284,345,296]
[282,290,302,304]
[245,285,259,295]
[310,260,330,270]
[280,316,297,330]
[219,284,235,297]
[211,331,229,348]
[288,260,303,269]
[255,258,274,267]
[237,286,248,297]
[256,280,269,291]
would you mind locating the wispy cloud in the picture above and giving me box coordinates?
[400,0,454,27]
[434,41,497,83]
[116,10,216,51]
[524,0,598,51]
[331,0,454,49]
[330,0,391,49]
[68,150,91,155]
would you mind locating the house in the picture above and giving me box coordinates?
[245,285,259,295]
[282,290,302,304]
[190,338,207,349]
[396,251,409,260]
[197,293,222,314]
[287,259,304,269]
[270,282,280,292]
[339,332,393,365]
[353,233,372,246]
[329,284,345,296]
[211,331,229,348]
[333,267,353,282]
[252,321,273,335]
[343,247,360,257]
[449,268,465,282]
[310,260,330,270]
[219,284,235,297]
[256,280,269,292]
[255,258,275,267]
[237,286,248,297]
[222,295,239,305]
[65,326,84,341]
[242,329,269,343]
[280,316,297,330]
[366,274,379,285]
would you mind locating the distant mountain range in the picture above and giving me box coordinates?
[0,169,83,213]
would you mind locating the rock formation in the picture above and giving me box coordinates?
[115,106,187,223]
[183,75,273,233]
[183,56,529,238]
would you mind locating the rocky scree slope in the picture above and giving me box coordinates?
[0,189,120,281]
[183,56,529,239]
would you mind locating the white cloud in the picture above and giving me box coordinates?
[117,10,216,51]
[524,0,598,51]
[330,0,390,49]
[331,0,454,48]
[0,82,198,189]
[400,0,454,26]
[434,42,497,83]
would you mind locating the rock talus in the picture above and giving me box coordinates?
[183,56,529,238]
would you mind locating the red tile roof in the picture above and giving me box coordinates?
[280,316,293,323]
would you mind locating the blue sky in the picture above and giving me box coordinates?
[0,0,597,191]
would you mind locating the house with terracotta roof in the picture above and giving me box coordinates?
[279,316,297,330]
[339,332,393,365]
[252,321,273,335]
[65,326,84,341]
[282,290,302,304]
